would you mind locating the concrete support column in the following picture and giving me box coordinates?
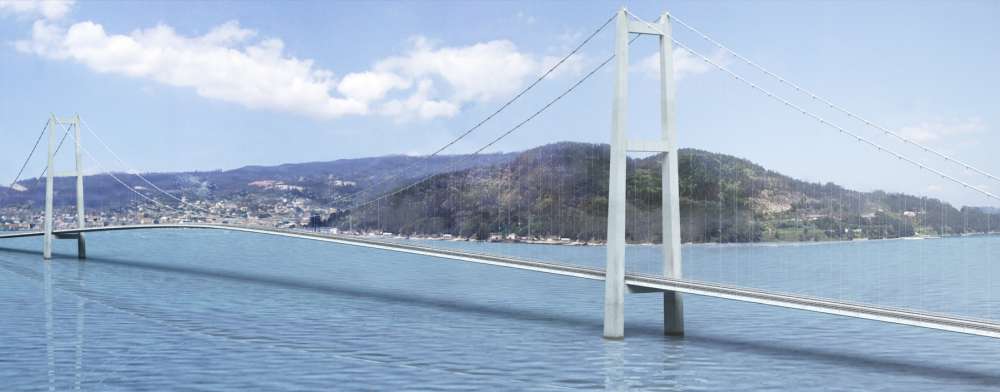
[73,116,86,260]
[603,8,629,340]
[659,13,685,336]
[76,233,86,260]
[43,117,55,260]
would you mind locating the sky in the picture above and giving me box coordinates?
[1,0,998,208]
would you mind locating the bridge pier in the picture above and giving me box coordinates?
[54,233,87,259]
[76,233,86,260]
[663,292,684,335]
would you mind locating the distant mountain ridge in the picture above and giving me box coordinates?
[1,152,516,209]
[3,142,996,243]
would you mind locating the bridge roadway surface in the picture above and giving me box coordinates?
[2,223,999,339]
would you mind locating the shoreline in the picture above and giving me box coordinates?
[343,231,1000,248]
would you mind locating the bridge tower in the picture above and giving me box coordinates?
[605,8,683,339]
[43,114,87,260]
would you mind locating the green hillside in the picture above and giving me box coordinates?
[335,142,998,243]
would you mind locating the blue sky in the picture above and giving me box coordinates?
[1,0,998,208]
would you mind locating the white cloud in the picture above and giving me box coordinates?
[368,36,580,120]
[898,117,986,143]
[636,47,729,80]
[14,16,580,121]
[379,79,459,121]
[0,0,73,20]
[376,37,541,103]
[199,20,256,46]
[337,71,411,103]
[18,20,367,119]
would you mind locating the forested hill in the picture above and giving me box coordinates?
[1,152,516,209]
[338,142,1000,243]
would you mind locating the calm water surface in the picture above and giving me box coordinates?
[1,229,998,391]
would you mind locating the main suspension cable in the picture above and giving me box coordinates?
[79,142,177,212]
[624,11,1000,203]
[678,46,999,202]
[7,121,48,189]
[351,34,642,212]
[31,121,74,187]
[666,11,1000,186]
[80,118,214,214]
[343,12,617,206]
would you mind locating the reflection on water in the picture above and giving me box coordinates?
[1,230,999,391]
[602,341,626,391]
[40,260,87,392]
[43,260,53,392]
[73,262,84,392]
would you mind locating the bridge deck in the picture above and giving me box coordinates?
[2,224,999,339]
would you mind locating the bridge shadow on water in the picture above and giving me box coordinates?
[0,245,604,330]
[675,333,1000,387]
[2,245,999,387]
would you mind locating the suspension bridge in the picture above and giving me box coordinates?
[3,8,1000,340]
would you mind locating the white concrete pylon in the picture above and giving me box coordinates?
[605,8,684,339]
[43,116,55,259]
[603,8,630,340]
[658,12,685,336]
[42,114,87,260]
[74,115,84,231]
